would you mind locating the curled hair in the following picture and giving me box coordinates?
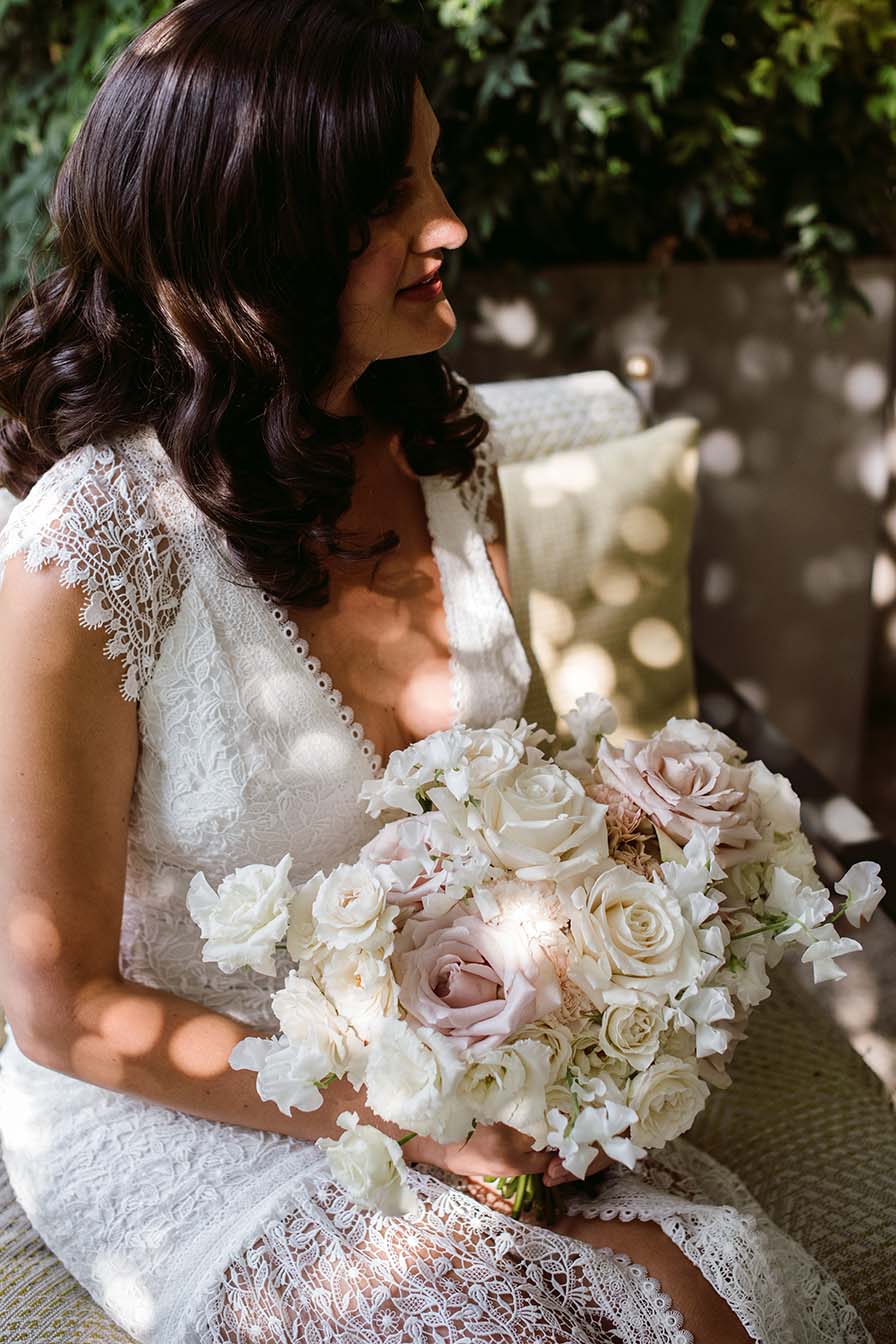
[0,0,486,606]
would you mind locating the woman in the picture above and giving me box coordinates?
[0,3,870,1342]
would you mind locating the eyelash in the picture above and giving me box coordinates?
[371,157,449,219]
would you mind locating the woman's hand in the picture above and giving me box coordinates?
[403,1122,554,1181]
[543,1150,615,1186]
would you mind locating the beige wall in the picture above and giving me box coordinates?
[448,258,895,794]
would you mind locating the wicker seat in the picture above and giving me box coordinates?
[0,371,893,1343]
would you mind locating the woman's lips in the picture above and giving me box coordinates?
[397,270,444,301]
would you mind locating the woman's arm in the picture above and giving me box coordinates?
[0,551,377,1144]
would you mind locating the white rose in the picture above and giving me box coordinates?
[432,763,609,882]
[458,1038,554,1141]
[317,1112,419,1218]
[598,989,666,1072]
[509,1020,575,1083]
[312,863,398,953]
[319,947,400,1041]
[363,1019,470,1144]
[187,853,293,976]
[627,1055,710,1148]
[569,866,703,1005]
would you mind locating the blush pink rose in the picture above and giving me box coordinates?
[392,909,562,1053]
[597,732,768,868]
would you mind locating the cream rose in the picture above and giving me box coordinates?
[627,1055,710,1148]
[393,908,562,1052]
[432,763,609,883]
[569,866,703,1005]
[598,988,666,1072]
[458,1038,554,1139]
[597,730,768,868]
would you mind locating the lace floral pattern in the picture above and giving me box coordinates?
[0,398,873,1344]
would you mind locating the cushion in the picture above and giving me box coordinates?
[496,416,701,742]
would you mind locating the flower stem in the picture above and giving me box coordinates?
[397,1131,417,1147]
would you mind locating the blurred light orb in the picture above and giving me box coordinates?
[629,617,683,669]
[552,642,616,703]
[476,296,539,349]
[530,589,575,645]
[624,352,654,381]
[703,560,735,606]
[843,360,888,412]
[700,429,742,477]
[618,504,669,554]
[871,553,896,608]
[590,561,640,607]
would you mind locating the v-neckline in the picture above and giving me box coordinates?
[254,469,461,782]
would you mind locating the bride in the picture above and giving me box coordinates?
[0,3,871,1342]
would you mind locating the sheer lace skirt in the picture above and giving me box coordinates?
[195,1140,871,1344]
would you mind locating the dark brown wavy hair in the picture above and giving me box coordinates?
[0,0,486,606]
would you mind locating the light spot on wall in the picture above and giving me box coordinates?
[629,617,683,669]
[821,795,879,845]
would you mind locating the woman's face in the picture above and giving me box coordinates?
[333,81,468,397]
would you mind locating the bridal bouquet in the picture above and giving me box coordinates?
[186,695,884,1220]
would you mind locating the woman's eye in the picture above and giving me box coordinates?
[369,158,448,218]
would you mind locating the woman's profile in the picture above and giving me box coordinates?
[0,2,871,1341]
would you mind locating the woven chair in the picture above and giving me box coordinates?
[1,370,894,1344]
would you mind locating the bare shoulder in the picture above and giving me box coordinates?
[0,552,138,1060]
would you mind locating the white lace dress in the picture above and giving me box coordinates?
[0,415,871,1344]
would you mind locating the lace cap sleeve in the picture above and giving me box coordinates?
[0,443,188,702]
[456,382,503,545]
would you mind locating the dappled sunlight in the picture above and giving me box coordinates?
[518,453,598,509]
[169,1013,243,1080]
[8,907,62,968]
[95,992,166,1058]
[70,1033,127,1088]
[731,678,767,713]
[629,616,683,670]
[820,794,879,845]
[528,589,575,657]
[92,1251,158,1336]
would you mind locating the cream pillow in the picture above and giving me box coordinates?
[498,417,701,745]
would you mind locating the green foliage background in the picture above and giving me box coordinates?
[1,0,894,324]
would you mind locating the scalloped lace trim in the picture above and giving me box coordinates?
[261,590,384,776]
